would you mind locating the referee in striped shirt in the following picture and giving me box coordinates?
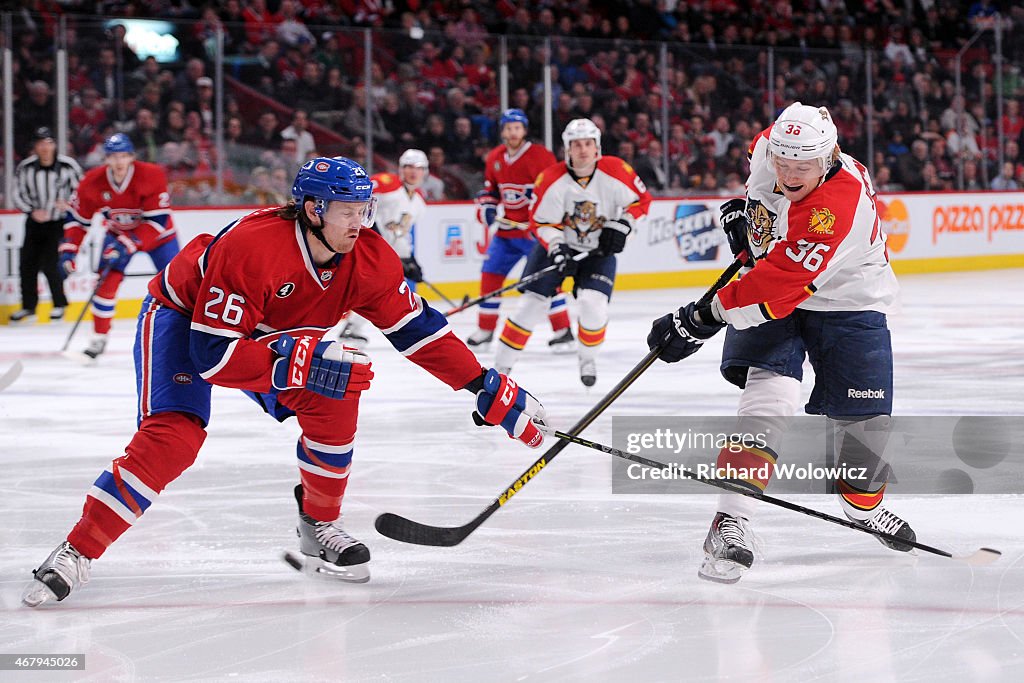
[10,127,82,323]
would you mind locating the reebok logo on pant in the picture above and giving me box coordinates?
[848,388,885,399]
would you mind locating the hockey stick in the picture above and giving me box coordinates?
[61,268,110,352]
[443,251,590,317]
[0,361,24,392]
[375,256,747,546]
[419,278,459,308]
[539,428,1001,567]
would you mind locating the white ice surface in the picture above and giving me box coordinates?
[1,269,1023,682]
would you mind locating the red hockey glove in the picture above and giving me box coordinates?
[474,369,547,448]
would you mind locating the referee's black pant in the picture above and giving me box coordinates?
[19,217,67,311]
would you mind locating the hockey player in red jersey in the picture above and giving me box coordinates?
[23,157,548,606]
[467,109,574,351]
[59,133,180,361]
[494,118,652,387]
[647,102,913,583]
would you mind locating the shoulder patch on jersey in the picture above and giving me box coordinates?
[276,282,296,298]
[747,199,778,249]
[808,208,836,235]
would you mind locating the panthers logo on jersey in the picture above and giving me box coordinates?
[746,199,777,252]
[564,200,605,238]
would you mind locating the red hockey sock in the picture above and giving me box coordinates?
[68,412,206,559]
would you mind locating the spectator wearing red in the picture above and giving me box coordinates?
[243,0,282,47]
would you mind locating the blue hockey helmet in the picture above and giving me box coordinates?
[104,133,135,155]
[292,156,376,226]
[499,108,529,130]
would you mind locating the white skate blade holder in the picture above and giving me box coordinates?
[698,556,749,585]
[282,551,370,583]
[21,581,60,607]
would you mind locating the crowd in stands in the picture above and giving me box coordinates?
[4,0,1024,207]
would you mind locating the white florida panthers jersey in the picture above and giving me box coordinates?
[530,156,652,253]
[712,127,900,330]
[371,172,426,259]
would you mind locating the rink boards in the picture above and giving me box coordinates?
[2,190,1023,323]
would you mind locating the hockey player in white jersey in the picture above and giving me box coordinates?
[338,149,429,344]
[494,118,652,386]
[648,102,914,583]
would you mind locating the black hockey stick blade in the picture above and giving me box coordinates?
[960,547,1002,566]
[0,360,24,391]
[375,512,484,547]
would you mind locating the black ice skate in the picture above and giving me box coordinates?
[22,541,91,607]
[578,357,597,387]
[466,328,494,348]
[698,512,755,584]
[547,328,576,354]
[337,321,369,346]
[83,334,107,360]
[289,485,370,582]
[846,506,916,552]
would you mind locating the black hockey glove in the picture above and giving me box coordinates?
[598,218,632,255]
[549,243,578,277]
[720,198,752,260]
[647,301,726,363]
[401,257,423,283]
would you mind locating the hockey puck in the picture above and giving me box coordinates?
[951,417,1010,469]
[282,551,305,571]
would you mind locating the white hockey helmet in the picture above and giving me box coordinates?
[398,148,429,169]
[562,118,602,155]
[768,102,838,173]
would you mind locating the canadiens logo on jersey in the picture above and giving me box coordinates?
[564,200,605,238]
[109,208,143,230]
[808,208,836,235]
[746,200,778,250]
[499,183,533,210]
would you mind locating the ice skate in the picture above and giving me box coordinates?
[698,512,755,584]
[9,309,36,324]
[337,321,369,346]
[466,328,494,348]
[22,541,91,607]
[83,334,108,361]
[50,307,65,321]
[578,357,596,387]
[547,328,576,354]
[291,485,370,582]
[846,506,916,552]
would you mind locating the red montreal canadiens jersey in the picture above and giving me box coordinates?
[712,126,899,329]
[481,142,556,238]
[371,172,426,259]
[530,156,652,253]
[149,208,482,392]
[64,161,175,251]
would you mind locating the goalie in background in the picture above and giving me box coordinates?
[23,157,548,607]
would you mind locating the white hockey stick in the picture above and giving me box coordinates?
[0,361,24,392]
